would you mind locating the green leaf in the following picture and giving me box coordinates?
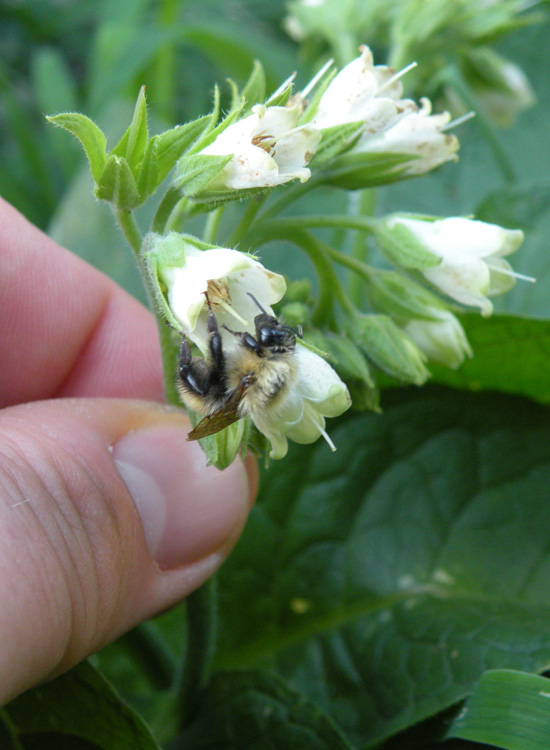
[180,670,354,749]
[1,661,160,750]
[214,387,550,748]
[95,154,140,209]
[429,314,550,404]
[110,86,149,174]
[154,113,214,184]
[448,670,550,749]
[238,59,266,111]
[136,136,159,201]
[46,113,107,184]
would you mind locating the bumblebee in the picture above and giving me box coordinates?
[177,294,302,440]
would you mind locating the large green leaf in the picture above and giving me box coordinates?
[448,669,550,750]
[180,670,354,749]
[1,661,160,750]
[215,387,550,748]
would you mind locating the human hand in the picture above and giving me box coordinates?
[0,197,256,705]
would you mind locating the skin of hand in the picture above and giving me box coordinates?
[0,197,258,705]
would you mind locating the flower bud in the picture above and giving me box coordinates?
[351,313,429,385]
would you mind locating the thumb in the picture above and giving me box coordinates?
[0,398,256,705]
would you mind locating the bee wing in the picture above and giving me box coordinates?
[187,380,249,441]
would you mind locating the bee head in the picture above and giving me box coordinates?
[248,293,302,353]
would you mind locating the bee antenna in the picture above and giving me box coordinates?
[247,292,269,315]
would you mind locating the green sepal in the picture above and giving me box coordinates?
[110,85,148,175]
[174,153,233,197]
[309,121,364,167]
[142,232,192,330]
[46,112,107,183]
[350,312,430,385]
[304,329,379,411]
[189,99,245,154]
[348,378,381,412]
[318,150,421,190]
[154,113,214,184]
[231,59,266,113]
[95,154,141,209]
[299,66,337,124]
[366,269,453,322]
[198,419,248,470]
[278,301,309,328]
[265,76,294,107]
[283,278,314,304]
[374,220,442,270]
[323,333,376,387]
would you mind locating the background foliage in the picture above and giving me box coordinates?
[2,0,550,748]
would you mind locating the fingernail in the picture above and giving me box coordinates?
[113,423,251,570]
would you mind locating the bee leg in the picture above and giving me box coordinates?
[178,334,211,396]
[177,299,228,401]
[222,324,262,356]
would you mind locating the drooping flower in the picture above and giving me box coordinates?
[146,233,350,458]
[199,103,321,190]
[384,216,525,315]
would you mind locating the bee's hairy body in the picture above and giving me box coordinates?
[177,294,301,440]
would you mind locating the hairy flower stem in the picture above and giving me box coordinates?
[249,221,350,327]
[113,206,180,403]
[177,578,219,726]
[257,172,324,223]
[349,190,377,305]
[152,187,183,233]
[226,194,266,247]
[118,622,175,689]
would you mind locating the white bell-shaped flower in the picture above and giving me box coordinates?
[385,216,525,315]
[200,103,321,190]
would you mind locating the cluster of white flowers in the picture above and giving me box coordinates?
[310,46,458,176]
[191,45,459,191]
[152,47,526,460]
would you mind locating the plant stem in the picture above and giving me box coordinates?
[0,708,25,750]
[113,205,180,404]
[226,194,266,247]
[248,222,350,328]
[203,205,225,244]
[152,187,182,234]
[258,173,324,222]
[118,622,175,689]
[263,213,379,234]
[177,578,219,726]
[349,189,376,305]
[113,207,143,257]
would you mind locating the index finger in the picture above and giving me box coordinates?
[0,198,164,407]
